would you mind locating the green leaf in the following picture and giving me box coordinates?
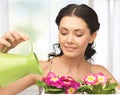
[77,82,118,94]
[36,80,46,87]
[45,87,64,94]
[78,79,84,84]
[77,85,94,94]
[47,88,63,92]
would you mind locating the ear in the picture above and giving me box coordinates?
[89,32,97,43]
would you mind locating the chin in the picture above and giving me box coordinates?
[63,52,78,58]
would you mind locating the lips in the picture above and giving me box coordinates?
[64,46,77,52]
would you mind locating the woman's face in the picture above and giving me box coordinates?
[58,16,96,58]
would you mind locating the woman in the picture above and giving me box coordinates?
[0,4,120,95]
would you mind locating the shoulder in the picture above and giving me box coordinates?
[38,60,51,75]
[91,64,108,73]
[91,64,117,83]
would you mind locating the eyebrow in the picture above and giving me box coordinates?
[59,27,67,30]
[60,27,85,32]
[74,29,85,32]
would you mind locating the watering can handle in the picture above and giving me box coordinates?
[1,40,33,53]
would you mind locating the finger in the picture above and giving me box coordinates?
[0,38,11,47]
[2,32,15,43]
[18,32,29,40]
[11,31,29,41]
[9,31,21,41]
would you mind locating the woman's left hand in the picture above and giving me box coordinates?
[0,31,29,53]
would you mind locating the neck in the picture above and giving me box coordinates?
[53,55,89,80]
[59,55,86,68]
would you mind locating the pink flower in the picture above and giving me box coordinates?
[83,73,108,85]
[42,72,81,93]
[65,86,76,94]
[47,72,57,78]
[84,73,97,85]
[65,82,81,94]
[59,76,81,94]
[96,72,108,84]
[60,76,81,88]
[60,76,74,87]
[42,72,61,88]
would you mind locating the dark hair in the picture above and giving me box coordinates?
[48,4,100,60]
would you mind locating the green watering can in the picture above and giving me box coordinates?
[0,41,43,87]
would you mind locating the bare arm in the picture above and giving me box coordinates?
[0,74,43,95]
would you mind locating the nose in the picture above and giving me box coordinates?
[67,34,74,44]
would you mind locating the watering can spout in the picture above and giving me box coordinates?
[0,52,43,87]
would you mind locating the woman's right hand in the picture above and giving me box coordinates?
[0,31,29,53]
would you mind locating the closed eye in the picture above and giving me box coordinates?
[60,32,67,35]
[59,28,68,36]
[76,34,83,37]
[75,30,84,37]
